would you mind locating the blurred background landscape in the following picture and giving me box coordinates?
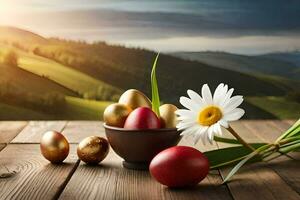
[0,0,299,120]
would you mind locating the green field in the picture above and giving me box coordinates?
[18,53,120,95]
[0,27,299,120]
[245,96,300,119]
[0,44,120,96]
[0,63,76,95]
[64,96,113,120]
[0,97,113,120]
[0,102,54,120]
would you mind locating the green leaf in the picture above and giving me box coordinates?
[151,53,161,117]
[204,143,266,169]
[279,141,300,154]
[214,136,240,144]
[276,119,300,142]
[223,150,259,183]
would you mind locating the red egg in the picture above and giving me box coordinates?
[149,146,209,187]
[124,107,161,129]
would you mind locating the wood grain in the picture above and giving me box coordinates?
[0,144,5,151]
[221,120,300,199]
[61,121,104,143]
[1,120,298,200]
[245,120,300,195]
[59,121,232,200]
[0,121,27,144]
[59,151,121,200]
[0,144,78,200]
[11,121,67,143]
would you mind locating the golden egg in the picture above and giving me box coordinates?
[40,131,69,163]
[118,89,151,110]
[103,103,132,127]
[159,104,178,128]
[77,136,109,164]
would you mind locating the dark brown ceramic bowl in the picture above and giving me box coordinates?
[104,124,182,170]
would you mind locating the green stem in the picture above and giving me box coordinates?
[275,119,300,143]
[227,126,256,152]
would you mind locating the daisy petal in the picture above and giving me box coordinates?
[215,123,223,136]
[177,121,197,130]
[224,108,245,121]
[187,89,204,105]
[180,125,199,136]
[193,126,208,144]
[220,88,234,107]
[217,85,228,105]
[213,83,224,105]
[207,126,214,143]
[201,84,213,105]
[177,116,194,121]
[224,96,244,113]
[179,97,199,110]
[175,109,197,117]
[218,119,229,128]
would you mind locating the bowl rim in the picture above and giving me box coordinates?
[103,123,178,132]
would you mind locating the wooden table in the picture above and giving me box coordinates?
[0,120,299,200]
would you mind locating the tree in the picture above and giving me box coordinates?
[3,50,18,67]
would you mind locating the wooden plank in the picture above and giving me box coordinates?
[0,144,78,200]
[11,121,67,143]
[60,122,232,200]
[59,151,120,200]
[261,120,300,194]
[221,120,300,199]
[0,121,27,144]
[223,162,299,200]
[267,120,296,133]
[0,144,5,151]
[61,121,104,143]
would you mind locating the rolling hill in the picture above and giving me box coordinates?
[29,39,296,104]
[0,26,299,119]
[0,44,121,99]
[259,51,300,67]
[0,63,76,96]
[171,51,300,81]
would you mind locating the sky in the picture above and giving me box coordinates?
[0,0,300,54]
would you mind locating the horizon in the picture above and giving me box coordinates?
[1,0,300,54]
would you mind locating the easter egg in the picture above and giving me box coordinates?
[103,103,132,127]
[77,136,109,164]
[40,131,69,163]
[149,146,209,187]
[118,89,151,110]
[124,107,161,129]
[159,104,178,128]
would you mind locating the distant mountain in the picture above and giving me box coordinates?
[0,26,293,99]
[0,26,48,44]
[0,26,299,119]
[259,51,300,67]
[171,51,300,81]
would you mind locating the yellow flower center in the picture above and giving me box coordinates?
[198,106,222,126]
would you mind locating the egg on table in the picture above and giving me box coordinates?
[118,89,152,110]
[150,146,209,187]
[159,104,178,128]
[40,131,70,164]
[77,136,110,164]
[103,103,132,127]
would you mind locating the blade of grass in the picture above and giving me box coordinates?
[151,53,160,117]
[222,144,271,183]
[275,118,300,142]
[204,143,266,169]
[222,150,259,183]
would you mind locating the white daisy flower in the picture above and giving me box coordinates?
[175,83,245,144]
